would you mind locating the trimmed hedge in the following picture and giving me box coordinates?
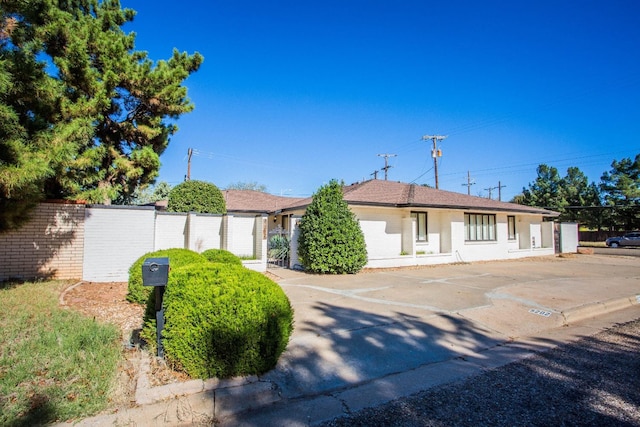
[142,263,294,379]
[126,248,207,304]
[201,249,243,266]
[167,180,226,214]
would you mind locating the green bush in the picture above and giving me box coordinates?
[167,180,226,214]
[127,248,207,304]
[201,249,243,266]
[297,179,368,274]
[142,263,294,379]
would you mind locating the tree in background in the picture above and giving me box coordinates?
[560,167,602,226]
[226,181,268,192]
[0,0,202,231]
[128,181,172,205]
[516,165,599,227]
[600,154,640,230]
[167,180,226,214]
[517,164,568,212]
[515,154,640,230]
[297,180,367,274]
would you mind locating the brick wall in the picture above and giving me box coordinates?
[0,202,85,281]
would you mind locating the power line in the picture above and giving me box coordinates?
[409,167,434,185]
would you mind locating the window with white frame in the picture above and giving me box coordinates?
[464,213,496,241]
[411,212,428,242]
[508,216,516,240]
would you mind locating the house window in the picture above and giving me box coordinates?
[465,213,496,241]
[411,212,428,242]
[508,216,516,240]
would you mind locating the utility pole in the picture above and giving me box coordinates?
[377,154,397,180]
[461,170,475,195]
[484,186,496,199]
[371,170,379,180]
[497,181,506,201]
[186,148,193,181]
[422,135,447,189]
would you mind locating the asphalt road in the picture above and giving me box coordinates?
[321,316,640,427]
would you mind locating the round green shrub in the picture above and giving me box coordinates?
[201,249,243,266]
[126,248,207,304]
[167,180,226,214]
[298,179,368,274]
[143,263,294,379]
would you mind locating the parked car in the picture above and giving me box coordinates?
[605,232,640,247]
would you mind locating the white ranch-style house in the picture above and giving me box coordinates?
[0,179,569,283]
[224,179,561,270]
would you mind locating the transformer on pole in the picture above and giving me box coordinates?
[422,135,447,189]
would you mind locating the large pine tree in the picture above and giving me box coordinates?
[0,0,202,230]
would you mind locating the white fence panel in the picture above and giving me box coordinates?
[83,206,155,282]
[155,212,188,250]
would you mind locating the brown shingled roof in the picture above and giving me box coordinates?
[340,180,558,215]
[224,180,558,216]
[222,190,307,213]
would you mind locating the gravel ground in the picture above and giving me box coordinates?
[321,318,640,427]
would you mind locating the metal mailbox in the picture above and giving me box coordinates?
[142,257,170,287]
[142,257,170,358]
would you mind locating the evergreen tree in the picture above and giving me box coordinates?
[297,180,367,274]
[600,154,640,230]
[516,164,606,229]
[560,167,602,226]
[518,164,567,212]
[127,181,171,205]
[0,5,70,230]
[0,0,202,230]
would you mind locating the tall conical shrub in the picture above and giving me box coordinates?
[297,180,367,274]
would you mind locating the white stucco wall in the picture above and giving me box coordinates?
[227,215,257,257]
[155,212,188,250]
[187,213,223,252]
[352,207,403,259]
[83,206,155,282]
[559,222,578,253]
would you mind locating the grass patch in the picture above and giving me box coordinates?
[0,280,121,426]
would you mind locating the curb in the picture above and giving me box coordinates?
[561,295,640,325]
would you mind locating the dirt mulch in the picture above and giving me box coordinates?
[60,281,144,336]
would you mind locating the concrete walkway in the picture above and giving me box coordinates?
[70,254,640,426]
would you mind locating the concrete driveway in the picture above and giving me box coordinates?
[261,253,640,403]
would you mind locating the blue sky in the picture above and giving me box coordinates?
[123,0,640,200]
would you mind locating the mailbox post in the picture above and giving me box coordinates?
[142,257,169,358]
